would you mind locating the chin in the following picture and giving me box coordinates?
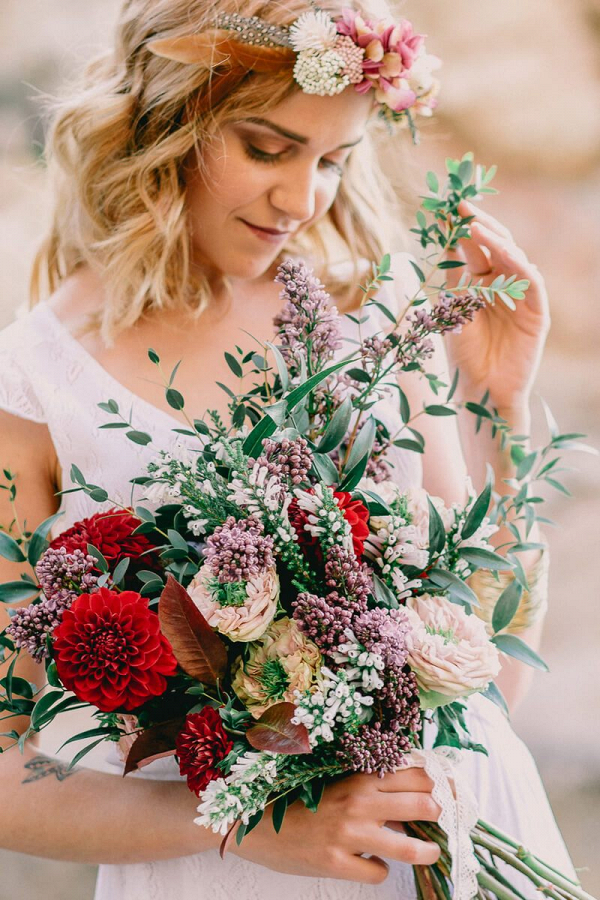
[213,248,284,281]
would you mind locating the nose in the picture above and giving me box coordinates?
[269,162,318,226]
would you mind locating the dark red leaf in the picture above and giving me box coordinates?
[123,717,185,776]
[246,702,311,755]
[219,818,241,859]
[158,575,228,684]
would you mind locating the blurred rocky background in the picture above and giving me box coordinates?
[0,1,599,897]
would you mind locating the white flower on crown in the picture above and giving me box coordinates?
[408,48,442,94]
[289,10,338,52]
[294,49,349,97]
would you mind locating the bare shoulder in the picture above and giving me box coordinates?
[46,266,106,336]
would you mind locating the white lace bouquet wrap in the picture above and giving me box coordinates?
[407,748,479,900]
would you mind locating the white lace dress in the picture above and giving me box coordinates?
[0,255,576,899]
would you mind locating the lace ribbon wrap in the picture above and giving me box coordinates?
[406,748,480,900]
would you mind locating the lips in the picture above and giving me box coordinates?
[239,218,291,245]
[240,219,290,236]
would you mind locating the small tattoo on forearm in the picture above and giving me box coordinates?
[22,755,78,783]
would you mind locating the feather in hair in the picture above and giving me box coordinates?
[148,31,295,74]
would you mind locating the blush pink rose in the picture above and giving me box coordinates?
[232,617,321,718]
[187,562,279,643]
[405,594,501,707]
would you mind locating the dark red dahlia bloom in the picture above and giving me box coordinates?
[49,508,161,574]
[176,708,234,796]
[289,491,370,559]
[52,588,177,712]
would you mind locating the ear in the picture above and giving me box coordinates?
[147,32,231,67]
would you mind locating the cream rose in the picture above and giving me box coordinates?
[232,617,321,717]
[187,562,279,643]
[404,594,501,707]
[405,486,456,537]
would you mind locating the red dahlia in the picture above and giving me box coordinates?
[49,508,161,574]
[289,490,370,558]
[176,708,234,796]
[52,588,177,712]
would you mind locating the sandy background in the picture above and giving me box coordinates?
[0,1,599,897]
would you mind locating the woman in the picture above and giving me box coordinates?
[0,1,575,897]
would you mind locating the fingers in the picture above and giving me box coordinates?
[459,199,515,245]
[375,767,435,794]
[342,854,390,885]
[458,232,493,276]
[365,825,441,866]
[470,222,529,276]
[373,791,441,824]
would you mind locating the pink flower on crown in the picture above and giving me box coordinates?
[336,8,426,112]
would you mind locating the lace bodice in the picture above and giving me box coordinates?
[0,252,421,536]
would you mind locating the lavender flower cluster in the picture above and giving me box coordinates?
[255,437,313,486]
[292,544,421,775]
[7,548,98,661]
[397,290,485,369]
[274,260,342,373]
[204,516,275,583]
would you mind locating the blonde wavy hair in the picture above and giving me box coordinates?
[31,0,413,342]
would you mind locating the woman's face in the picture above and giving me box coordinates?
[185,87,373,282]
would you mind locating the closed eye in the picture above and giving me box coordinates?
[243,143,344,178]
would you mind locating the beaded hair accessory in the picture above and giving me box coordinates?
[148,6,441,136]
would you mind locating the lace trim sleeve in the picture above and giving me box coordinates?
[0,347,46,424]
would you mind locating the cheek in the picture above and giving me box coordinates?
[189,139,268,215]
[310,178,342,226]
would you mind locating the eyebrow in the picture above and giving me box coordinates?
[241,116,363,150]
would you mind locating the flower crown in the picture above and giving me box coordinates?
[148,6,441,138]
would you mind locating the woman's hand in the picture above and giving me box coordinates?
[443,199,551,412]
[233,768,441,884]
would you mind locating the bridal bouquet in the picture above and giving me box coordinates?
[0,157,594,900]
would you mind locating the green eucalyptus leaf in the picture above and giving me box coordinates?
[372,573,399,609]
[461,480,492,541]
[427,569,480,608]
[166,389,185,411]
[481,681,509,717]
[317,398,353,454]
[492,634,549,672]
[311,453,339,486]
[427,497,446,558]
[272,795,288,834]
[224,352,243,378]
[112,557,131,586]
[0,581,39,603]
[27,511,64,567]
[265,342,289,392]
[87,544,109,574]
[0,533,26,563]
[127,431,153,447]
[459,547,513,572]
[343,417,376,474]
[492,579,523,634]
[424,405,457,416]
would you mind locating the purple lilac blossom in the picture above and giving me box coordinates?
[323,545,372,606]
[338,720,415,775]
[256,437,313,486]
[204,516,275,583]
[7,598,67,661]
[274,259,343,372]
[35,547,98,607]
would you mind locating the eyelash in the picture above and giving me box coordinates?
[243,143,344,178]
